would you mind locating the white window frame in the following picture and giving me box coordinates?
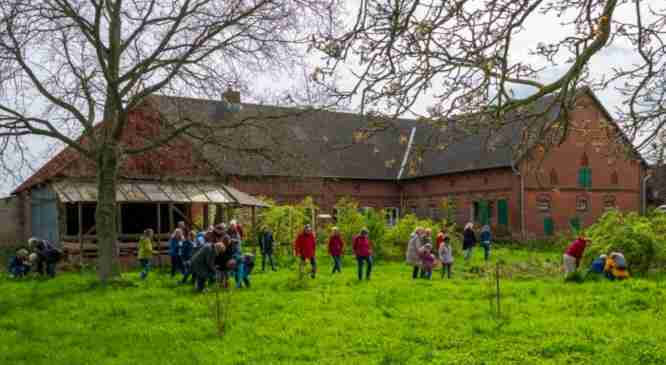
[385,207,400,226]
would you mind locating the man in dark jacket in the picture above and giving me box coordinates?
[191,242,225,292]
[30,238,62,278]
[259,227,276,272]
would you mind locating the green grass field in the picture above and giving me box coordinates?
[1,247,665,365]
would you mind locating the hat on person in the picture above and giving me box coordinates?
[361,228,369,235]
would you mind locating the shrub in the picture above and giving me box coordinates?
[583,210,666,274]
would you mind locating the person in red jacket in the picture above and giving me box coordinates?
[563,236,588,275]
[294,224,317,278]
[328,227,345,274]
[353,228,373,281]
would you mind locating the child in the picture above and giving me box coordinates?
[439,236,454,279]
[180,231,195,284]
[420,243,435,280]
[168,228,184,278]
[328,227,344,274]
[8,249,30,278]
[137,229,154,280]
[238,254,255,288]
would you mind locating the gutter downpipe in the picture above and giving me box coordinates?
[642,173,652,216]
[397,127,417,220]
[511,162,526,241]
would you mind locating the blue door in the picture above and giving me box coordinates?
[30,187,60,244]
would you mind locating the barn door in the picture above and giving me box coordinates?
[30,187,60,244]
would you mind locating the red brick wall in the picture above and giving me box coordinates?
[228,176,400,213]
[520,93,643,238]
[399,168,515,228]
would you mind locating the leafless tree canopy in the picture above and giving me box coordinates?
[0,0,340,175]
[0,0,340,280]
[312,0,665,163]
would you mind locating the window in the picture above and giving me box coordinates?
[544,217,554,236]
[611,171,619,185]
[576,196,589,212]
[603,195,616,210]
[537,195,551,212]
[578,167,592,188]
[385,207,400,226]
[550,169,559,186]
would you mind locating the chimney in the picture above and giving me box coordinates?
[223,87,241,104]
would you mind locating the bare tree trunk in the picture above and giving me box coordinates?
[96,146,121,281]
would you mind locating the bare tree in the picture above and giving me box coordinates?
[0,0,340,281]
[313,0,665,166]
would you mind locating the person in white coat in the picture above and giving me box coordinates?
[406,227,425,279]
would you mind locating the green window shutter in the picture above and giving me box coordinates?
[578,168,586,187]
[544,217,554,236]
[569,217,581,232]
[586,168,592,188]
[498,200,508,226]
[479,200,489,225]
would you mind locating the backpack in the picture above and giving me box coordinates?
[614,255,627,269]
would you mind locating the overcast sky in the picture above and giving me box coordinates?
[1,0,660,197]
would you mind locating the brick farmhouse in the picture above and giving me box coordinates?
[9,87,648,247]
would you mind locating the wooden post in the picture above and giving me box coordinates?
[168,203,174,233]
[157,203,162,268]
[116,203,123,235]
[78,203,83,266]
[251,206,256,243]
[496,262,501,319]
[203,204,210,229]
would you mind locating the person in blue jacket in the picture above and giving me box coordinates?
[259,227,276,272]
[8,249,30,278]
[180,231,195,284]
[169,228,184,278]
[586,254,607,278]
[480,225,492,262]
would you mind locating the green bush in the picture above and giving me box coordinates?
[583,210,666,274]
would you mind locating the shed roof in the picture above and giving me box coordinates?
[50,180,269,207]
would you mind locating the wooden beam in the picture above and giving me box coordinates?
[168,203,174,233]
[78,203,83,266]
[172,204,201,231]
[117,203,123,234]
[157,203,162,268]
[203,204,209,229]
[251,206,256,243]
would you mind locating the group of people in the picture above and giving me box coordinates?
[7,238,63,279]
[406,223,492,280]
[293,224,374,281]
[562,236,630,280]
[7,220,633,287]
[145,220,256,291]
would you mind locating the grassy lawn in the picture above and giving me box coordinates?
[1,247,665,365]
